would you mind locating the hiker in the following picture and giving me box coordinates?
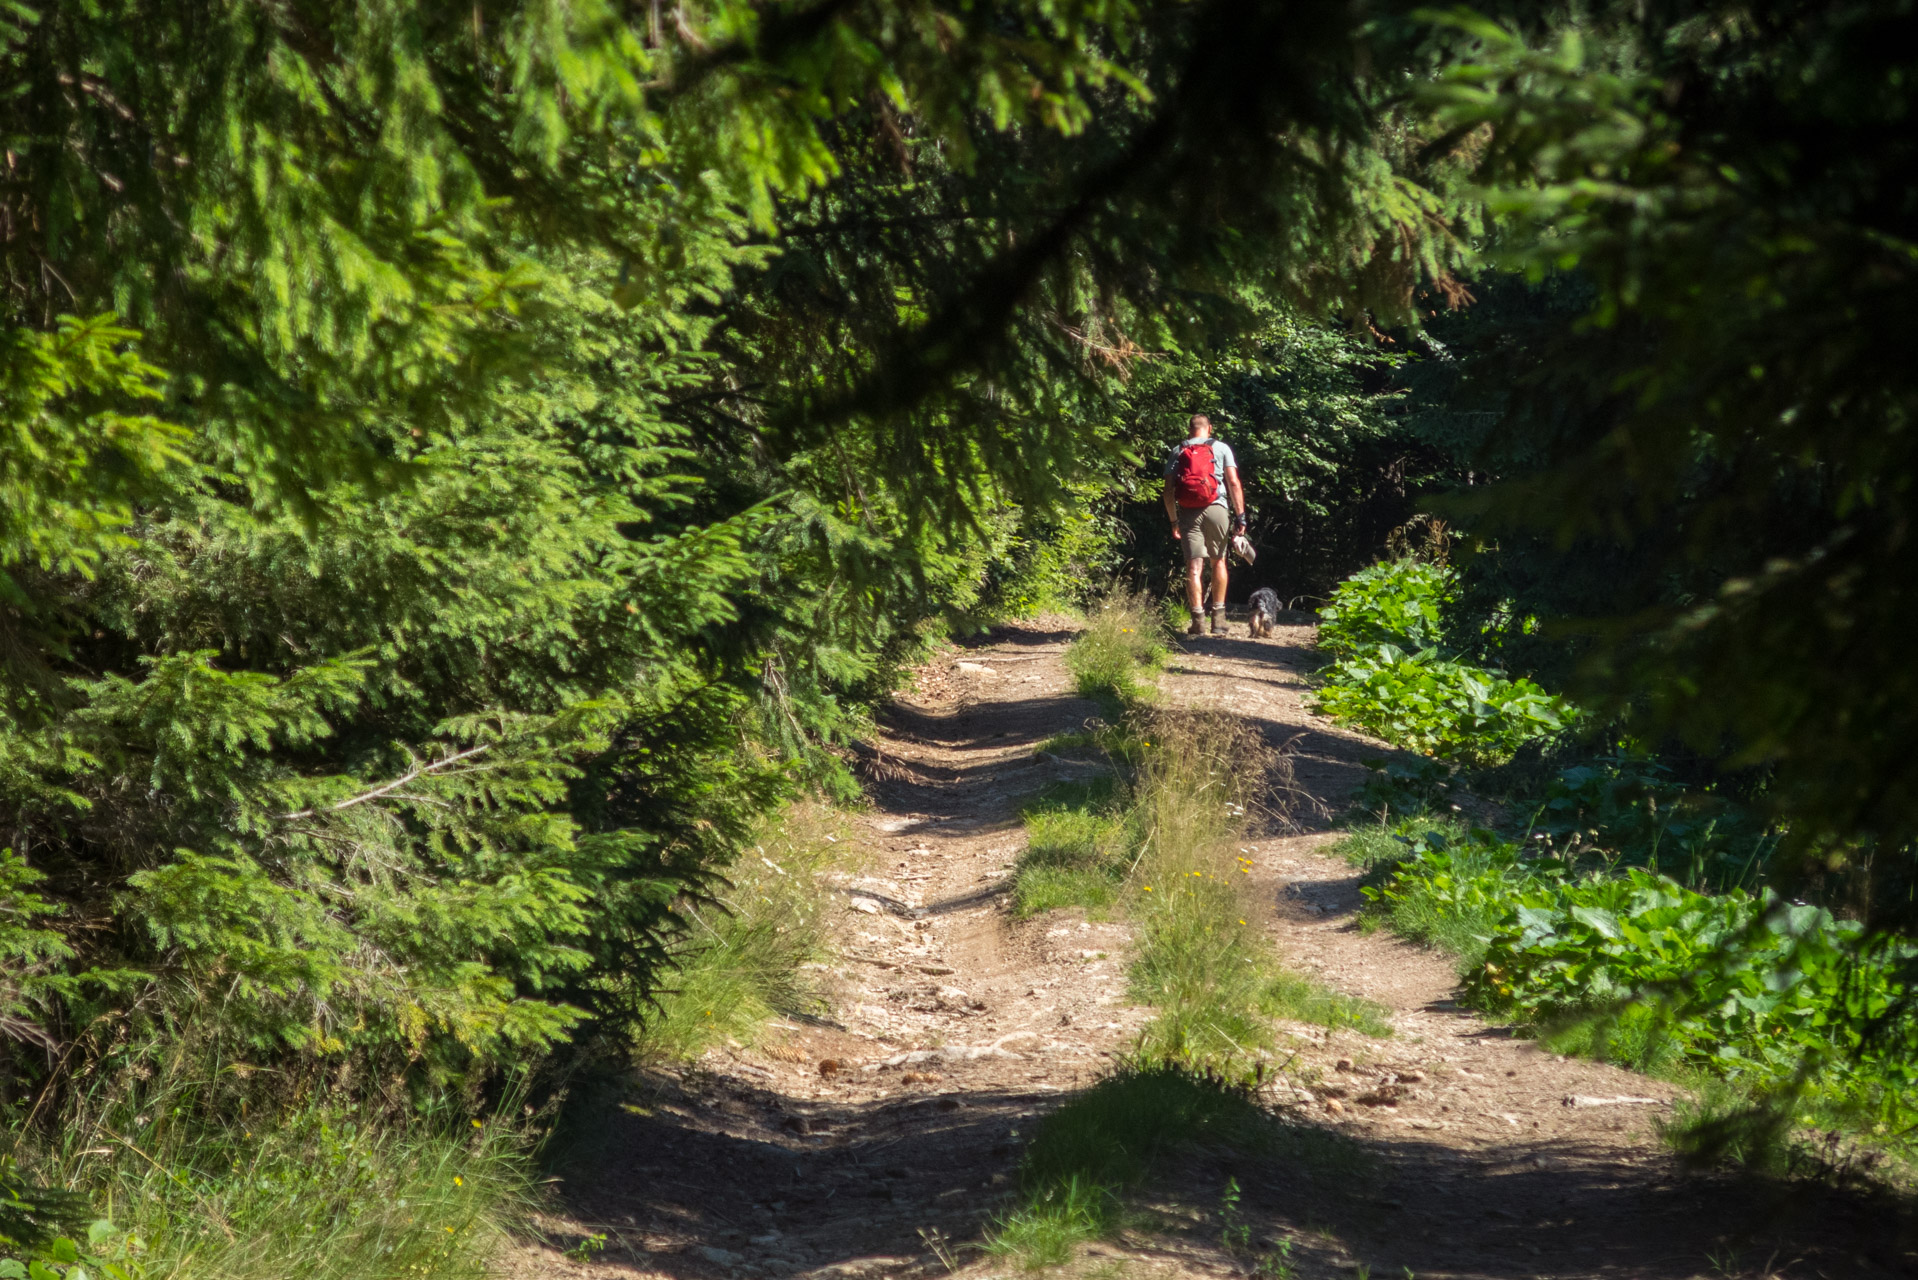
[1162,413,1246,636]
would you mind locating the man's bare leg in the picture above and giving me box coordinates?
[1208,556,1229,633]
[1184,556,1206,633]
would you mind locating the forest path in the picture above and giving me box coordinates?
[519,620,1903,1280]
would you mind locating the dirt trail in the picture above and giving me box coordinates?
[520,620,1910,1280]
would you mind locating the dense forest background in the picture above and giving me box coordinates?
[3,0,1915,1267]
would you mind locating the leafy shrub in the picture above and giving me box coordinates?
[1316,559,1455,657]
[1349,756,1457,817]
[1313,559,1577,764]
[1315,645,1574,764]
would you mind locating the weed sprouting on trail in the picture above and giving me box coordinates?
[1126,711,1389,1064]
[1064,593,1167,714]
[988,1173,1117,1267]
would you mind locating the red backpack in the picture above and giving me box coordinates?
[1172,441,1220,509]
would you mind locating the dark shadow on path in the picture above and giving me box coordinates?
[543,1071,1917,1280]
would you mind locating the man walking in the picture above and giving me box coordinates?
[1163,413,1246,636]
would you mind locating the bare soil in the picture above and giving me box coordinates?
[514,619,1915,1280]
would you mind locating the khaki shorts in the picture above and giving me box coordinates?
[1177,504,1229,561]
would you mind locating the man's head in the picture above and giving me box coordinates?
[1188,413,1213,438]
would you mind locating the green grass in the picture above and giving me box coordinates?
[990,1066,1370,1268]
[1159,595,1191,635]
[988,1067,1270,1267]
[634,803,847,1062]
[1128,886,1392,1060]
[988,1174,1117,1267]
[1021,1065,1275,1187]
[1015,866,1123,917]
[1337,817,1507,970]
[1015,719,1395,1063]
[6,1087,530,1280]
[994,679,1402,1268]
[1261,970,1394,1039]
[995,716,1391,1269]
[1064,593,1167,714]
[1013,778,1127,918]
[1124,713,1391,1066]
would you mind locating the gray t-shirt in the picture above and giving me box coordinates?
[1163,436,1237,510]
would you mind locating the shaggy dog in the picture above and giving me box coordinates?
[1247,586,1281,639]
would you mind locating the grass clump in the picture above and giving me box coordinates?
[633,804,845,1062]
[1261,970,1394,1039]
[1124,713,1390,1064]
[1064,593,1166,714]
[990,1065,1276,1266]
[1014,778,1126,918]
[988,1175,1116,1268]
[992,1064,1372,1267]
[1014,715,1394,1060]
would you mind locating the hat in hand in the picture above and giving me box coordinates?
[1230,534,1256,565]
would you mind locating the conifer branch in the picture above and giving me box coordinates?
[277,744,493,821]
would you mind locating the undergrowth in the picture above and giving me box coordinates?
[3,1081,529,1280]
[1311,559,1575,764]
[1338,818,1918,1178]
[632,805,847,1063]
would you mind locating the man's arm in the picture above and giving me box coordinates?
[1225,466,1246,529]
[1163,478,1179,538]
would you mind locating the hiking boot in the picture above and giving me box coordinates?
[1186,612,1205,637]
[1209,606,1228,635]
